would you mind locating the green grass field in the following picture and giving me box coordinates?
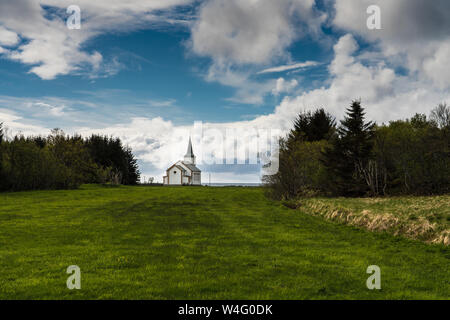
[0,185,448,299]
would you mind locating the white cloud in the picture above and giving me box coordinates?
[272,78,298,95]
[0,26,19,46]
[333,0,450,89]
[0,109,50,137]
[205,64,276,105]
[0,95,88,122]
[0,0,99,79]
[258,61,318,74]
[147,99,177,108]
[423,42,450,90]
[189,0,327,104]
[33,102,66,117]
[0,0,193,79]
[74,116,280,183]
[190,0,325,65]
[252,34,448,127]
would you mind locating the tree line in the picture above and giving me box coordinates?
[0,126,140,192]
[264,102,450,199]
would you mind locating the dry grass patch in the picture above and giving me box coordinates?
[296,195,450,245]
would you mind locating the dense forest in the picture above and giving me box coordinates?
[0,126,140,192]
[264,102,450,199]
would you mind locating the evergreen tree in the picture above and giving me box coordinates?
[0,130,141,192]
[0,122,4,144]
[124,146,140,185]
[309,108,336,142]
[85,135,140,185]
[265,108,335,199]
[289,108,336,143]
[323,101,375,196]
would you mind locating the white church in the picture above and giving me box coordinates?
[163,138,202,185]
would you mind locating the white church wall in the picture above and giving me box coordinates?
[193,172,201,185]
[168,167,182,185]
[176,161,192,176]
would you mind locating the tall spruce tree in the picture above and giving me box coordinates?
[323,101,375,196]
[289,108,336,143]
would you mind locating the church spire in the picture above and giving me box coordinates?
[185,137,193,157]
[184,137,196,164]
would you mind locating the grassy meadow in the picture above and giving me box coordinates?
[0,185,448,299]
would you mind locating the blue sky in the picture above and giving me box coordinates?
[0,0,449,182]
[0,25,331,125]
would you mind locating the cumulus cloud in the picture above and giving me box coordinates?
[189,0,327,104]
[0,0,98,79]
[0,26,19,46]
[251,34,448,127]
[333,0,450,88]
[422,43,450,89]
[72,116,279,182]
[0,0,193,79]
[190,0,325,65]
[272,78,298,95]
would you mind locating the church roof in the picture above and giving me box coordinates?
[182,162,201,172]
[166,164,186,172]
[184,137,194,158]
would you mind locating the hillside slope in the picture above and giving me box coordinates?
[0,185,448,299]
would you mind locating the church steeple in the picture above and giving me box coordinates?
[184,137,196,164]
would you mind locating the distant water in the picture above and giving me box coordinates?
[205,183,262,187]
